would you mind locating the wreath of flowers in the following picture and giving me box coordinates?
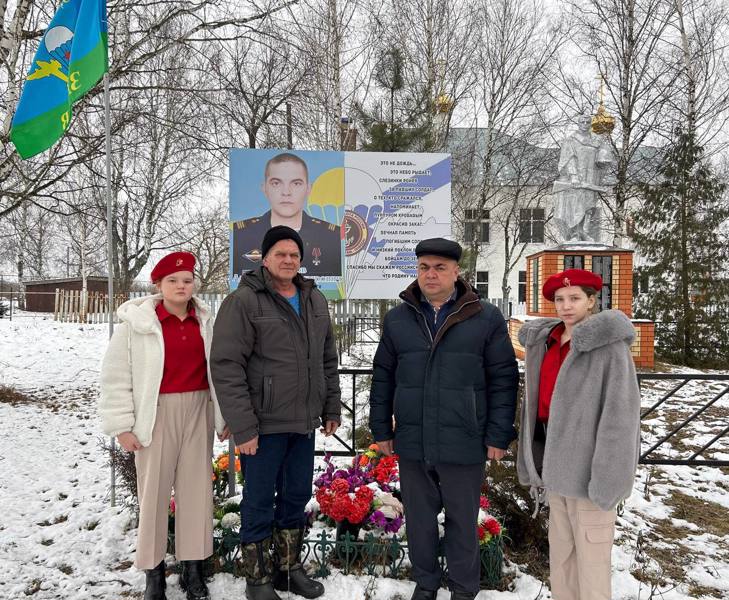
[313,445,404,533]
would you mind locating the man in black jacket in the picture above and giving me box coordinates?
[211,226,341,600]
[369,238,519,600]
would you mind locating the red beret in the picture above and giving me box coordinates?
[150,252,196,282]
[542,268,603,301]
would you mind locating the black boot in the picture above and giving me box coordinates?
[242,538,282,600]
[450,591,476,600]
[144,561,167,600]
[272,528,324,599]
[410,584,438,600]
[179,560,209,600]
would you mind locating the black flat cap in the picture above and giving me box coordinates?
[415,238,462,261]
[262,225,304,258]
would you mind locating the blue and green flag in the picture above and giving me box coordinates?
[10,0,108,159]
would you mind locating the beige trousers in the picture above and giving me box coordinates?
[134,390,214,569]
[548,493,616,600]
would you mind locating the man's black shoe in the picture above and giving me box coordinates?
[143,561,167,600]
[273,566,325,599]
[450,590,477,600]
[410,584,438,600]
[179,560,209,600]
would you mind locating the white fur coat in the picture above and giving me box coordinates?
[99,294,225,446]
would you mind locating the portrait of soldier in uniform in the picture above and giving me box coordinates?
[232,153,343,277]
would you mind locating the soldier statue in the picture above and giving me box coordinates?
[553,113,615,242]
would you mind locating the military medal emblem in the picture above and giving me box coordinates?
[343,210,368,256]
[312,247,322,266]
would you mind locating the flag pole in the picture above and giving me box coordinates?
[104,71,116,507]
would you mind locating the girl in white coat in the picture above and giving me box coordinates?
[100,252,228,600]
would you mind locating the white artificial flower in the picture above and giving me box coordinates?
[220,512,241,530]
[223,495,242,509]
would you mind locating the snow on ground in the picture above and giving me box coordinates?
[1,314,728,599]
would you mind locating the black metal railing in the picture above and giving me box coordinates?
[318,368,372,456]
[337,317,381,358]
[325,369,729,467]
[637,373,729,466]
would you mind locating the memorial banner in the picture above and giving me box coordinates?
[229,149,451,299]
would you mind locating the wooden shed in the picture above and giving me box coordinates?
[23,277,110,313]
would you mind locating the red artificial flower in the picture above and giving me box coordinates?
[479,496,490,510]
[485,518,501,536]
[477,525,486,541]
[331,478,350,494]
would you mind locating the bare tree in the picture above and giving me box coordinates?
[177,199,229,292]
[205,20,309,149]
[7,201,58,281]
[0,0,301,220]
[453,0,564,297]
[669,0,729,147]
[291,0,380,150]
[383,0,479,147]
[564,0,677,245]
[490,135,557,300]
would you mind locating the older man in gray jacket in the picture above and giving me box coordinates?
[211,226,341,600]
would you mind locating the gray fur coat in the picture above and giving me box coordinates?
[516,310,641,511]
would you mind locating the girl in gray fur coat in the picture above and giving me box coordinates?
[516,268,641,600]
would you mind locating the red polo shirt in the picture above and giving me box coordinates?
[537,322,570,422]
[156,302,209,394]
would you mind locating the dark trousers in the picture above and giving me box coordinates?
[239,432,315,544]
[399,459,484,593]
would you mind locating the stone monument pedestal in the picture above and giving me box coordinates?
[508,243,655,369]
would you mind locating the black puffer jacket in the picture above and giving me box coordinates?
[369,279,519,465]
[210,267,341,445]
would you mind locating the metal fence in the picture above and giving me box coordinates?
[322,369,729,468]
[637,373,729,466]
[208,529,504,586]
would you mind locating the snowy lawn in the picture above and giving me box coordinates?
[1,315,728,599]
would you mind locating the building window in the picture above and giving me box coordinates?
[475,271,489,298]
[633,268,649,295]
[531,257,539,311]
[464,208,490,244]
[518,270,527,303]
[564,255,584,270]
[592,255,613,310]
[519,208,545,243]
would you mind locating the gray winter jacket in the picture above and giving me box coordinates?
[516,310,641,512]
[209,267,341,445]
